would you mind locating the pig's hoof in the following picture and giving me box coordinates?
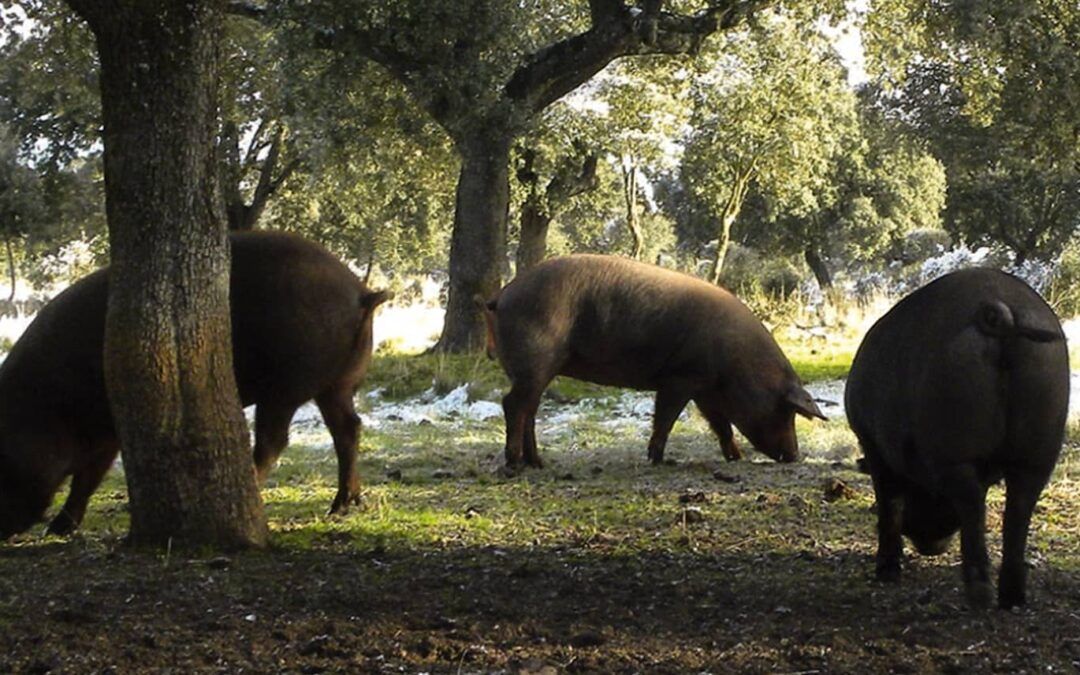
[328,492,362,516]
[997,567,1026,609]
[998,587,1026,610]
[875,559,901,583]
[498,464,524,478]
[46,513,78,537]
[965,580,994,610]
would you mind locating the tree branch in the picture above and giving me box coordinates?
[62,0,117,30]
[226,1,268,20]
[505,0,773,115]
[547,149,599,209]
[241,118,269,170]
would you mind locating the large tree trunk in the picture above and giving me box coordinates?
[437,135,511,352]
[5,236,15,304]
[220,121,293,232]
[709,209,736,285]
[72,0,266,548]
[709,168,753,285]
[622,159,644,260]
[516,201,551,273]
[804,247,833,291]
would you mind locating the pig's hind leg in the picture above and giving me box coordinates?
[941,462,993,608]
[523,411,541,468]
[998,464,1050,609]
[316,389,363,515]
[47,438,119,536]
[503,376,549,470]
[864,448,906,583]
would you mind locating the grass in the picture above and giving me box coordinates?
[6,339,1080,671]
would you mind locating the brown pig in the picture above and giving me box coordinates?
[0,231,390,539]
[486,254,825,469]
[846,268,1068,609]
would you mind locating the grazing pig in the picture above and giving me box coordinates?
[0,231,390,539]
[485,254,824,469]
[845,268,1068,609]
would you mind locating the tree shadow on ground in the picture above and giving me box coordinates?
[1,532,1078,673]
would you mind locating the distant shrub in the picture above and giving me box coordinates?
[1046,241,1080,319]
[719,244,804,299]
[888,227,952,266]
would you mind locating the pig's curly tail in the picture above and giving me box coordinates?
[976,300,1062,342]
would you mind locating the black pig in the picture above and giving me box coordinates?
[846,268,1068,608]
[485,254,824,469]
[0,231,390,539]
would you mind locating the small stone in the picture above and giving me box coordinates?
[679,506,706,524]
[678,491,708,504]
[823,477,856,502]
[206,556,231,570]
[712,470,741,483]
[569,631,605,648]
[385,468,403,481]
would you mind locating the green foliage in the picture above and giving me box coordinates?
[1045,239,1080,318]
[678,10,862,280]
[0,126,42,241]
[0,3,107,280]
[718,244,803,299]
[865,0,1080,263]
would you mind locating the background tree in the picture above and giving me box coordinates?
[0,125,44,302]
[269,40,459,278]
[865,0,1080,263]
[680,12,859,283]
[512,103,601,273]
[594,57,692,260]
[0,3,107,279]
[271,0,788,351]
[61,0,267,548]
[218,14,301,231]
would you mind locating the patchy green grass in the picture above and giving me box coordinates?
[783,341,855,382]
[7,400,1080,672]
[5,329,1079,672]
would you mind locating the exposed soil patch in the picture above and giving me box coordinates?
[2,410,1079,673]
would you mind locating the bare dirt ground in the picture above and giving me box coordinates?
[2,410,1079,674]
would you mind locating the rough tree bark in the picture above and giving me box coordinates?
[220,120,297,231]
[515,145,598,273]
[621,157,645,260]
[804,247,832,291]
[5,236,15,304]
[709,164,753,284]
[66,0,267,548]
[440,133,512,350]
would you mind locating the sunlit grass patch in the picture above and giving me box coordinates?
[783,341,854,382]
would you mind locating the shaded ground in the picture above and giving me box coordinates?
[2,401,1079,673]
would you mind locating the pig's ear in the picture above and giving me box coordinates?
[787,385,827,420]
[362,289,393,310]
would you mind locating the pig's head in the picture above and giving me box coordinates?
[736,383,826,463]
[902,491,958,556]
[0,452,52,540]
